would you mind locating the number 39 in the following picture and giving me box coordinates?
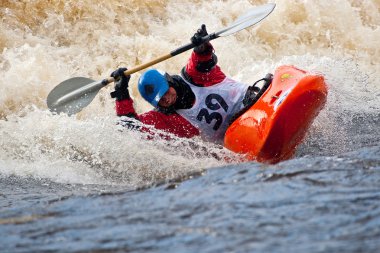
[196,94,228,131]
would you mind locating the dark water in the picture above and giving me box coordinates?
[1,143,380,253]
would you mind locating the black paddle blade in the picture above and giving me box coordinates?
[47,77,103,116]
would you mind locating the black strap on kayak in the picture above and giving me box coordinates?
[228,73,273,126]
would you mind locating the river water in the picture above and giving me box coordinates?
[1,0,379,252]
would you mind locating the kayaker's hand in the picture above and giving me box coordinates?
[110,67,131,101]
[191,24,213,54]
[191,24,208,46]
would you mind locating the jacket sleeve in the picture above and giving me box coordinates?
[184,43,226,87]
[115,98,139,118]
[115,98,199,139]
[138,111,199,138]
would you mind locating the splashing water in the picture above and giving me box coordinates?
[0,0,379,186]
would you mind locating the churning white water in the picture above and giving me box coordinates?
[1,0,379,186]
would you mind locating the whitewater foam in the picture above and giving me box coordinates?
[1,0,379,185]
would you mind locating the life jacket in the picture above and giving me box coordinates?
[177,76,248,144]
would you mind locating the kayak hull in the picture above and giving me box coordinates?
[224,65,328,163]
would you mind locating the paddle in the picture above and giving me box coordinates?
[47,3,275,115]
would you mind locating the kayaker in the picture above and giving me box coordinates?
[110,25,264,144]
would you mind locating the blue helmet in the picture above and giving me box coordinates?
[138,69,169,107]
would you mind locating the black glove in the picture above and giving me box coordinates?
[191,24,212,54]
[191,24,208,45]
[110,67,131,101]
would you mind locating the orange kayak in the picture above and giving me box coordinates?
[224,65,328,164]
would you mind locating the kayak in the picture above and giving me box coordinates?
[224,65,328,164]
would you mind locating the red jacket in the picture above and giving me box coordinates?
[115,47,226,139]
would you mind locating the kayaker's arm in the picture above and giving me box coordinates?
[191,24,214,56]
[114,98,199,139]
[182,25,226,87]
[109,67,139,119]
[109,67,131,101]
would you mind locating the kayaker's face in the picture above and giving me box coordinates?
[158,87,177,108]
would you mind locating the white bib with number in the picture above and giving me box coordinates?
[177,77,248,144]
